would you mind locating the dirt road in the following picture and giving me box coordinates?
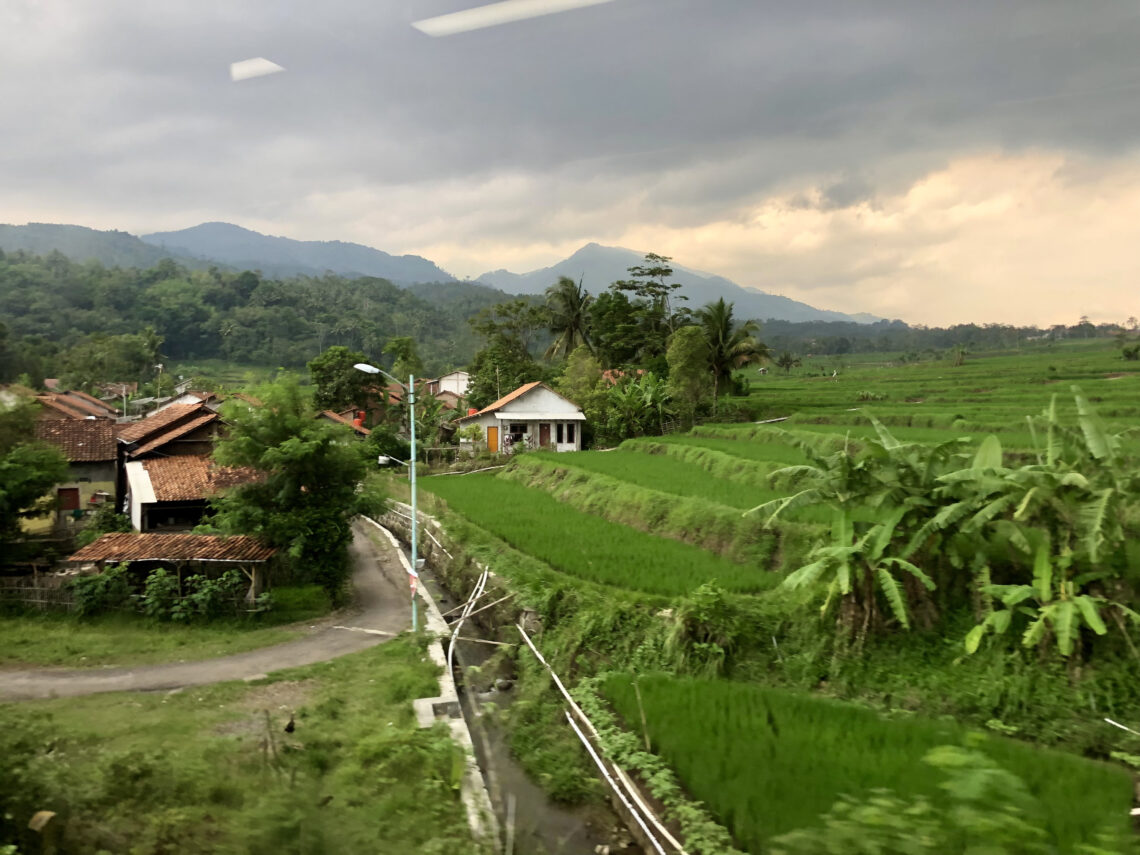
[0,521,411,702]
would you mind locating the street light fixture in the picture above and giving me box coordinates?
[354,362,420,632]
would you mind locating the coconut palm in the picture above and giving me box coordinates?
[775,352,801,374]
[696,298,769,402]
[544,276,593,360]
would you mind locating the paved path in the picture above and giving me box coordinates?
[0,521,411,701]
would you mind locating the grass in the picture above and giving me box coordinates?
[0,585,331,668]
[1,637,476,854]
[601,673,1135,853]
[421,473,779,595]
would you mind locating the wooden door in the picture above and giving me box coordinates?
[539,423,551,447]
[487,425,498,452]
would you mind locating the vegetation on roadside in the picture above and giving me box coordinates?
[0,585,329,667]
[0,638,476,855]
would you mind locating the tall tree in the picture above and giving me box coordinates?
[697,298,769,404]
[588,290,643,368]
[610,252,691,365]
[308,345,371,413]
[469,298,550,361]
[666,326,710,425]
[611,252,686,325]
[0,398,69,545]
[544,276,593,360]
[383,336,425,381]
[208,376,383,601]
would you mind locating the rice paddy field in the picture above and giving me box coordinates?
[748,340,1140,442]
[602,673,1135,852]
[422,339,1140,852]
[419,473,779,595]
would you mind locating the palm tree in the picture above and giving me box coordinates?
[544,276,593,360]
[775,352,801,375]
[696,298,769,404]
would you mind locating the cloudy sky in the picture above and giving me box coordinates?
[2,0,1139,325]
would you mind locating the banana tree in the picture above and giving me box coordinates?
[965,534,1140,658]
[783,507,935,650]
[938,391,1140,659]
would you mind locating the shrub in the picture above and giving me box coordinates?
[70,563,132,615]
[178,570,247,621]
[140,568,180,620]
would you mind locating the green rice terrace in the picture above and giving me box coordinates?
[421,340,1140,854]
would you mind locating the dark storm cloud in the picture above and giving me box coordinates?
[3,0,1140,238]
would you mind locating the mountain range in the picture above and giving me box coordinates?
[0,221,883,324]
[140,222,452,284]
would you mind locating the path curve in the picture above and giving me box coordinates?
[0,521,411,701]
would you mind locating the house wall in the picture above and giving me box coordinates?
[500,386,581,417]
[21,461,117,534]
[437,372,470,397]
[464,386,585,453]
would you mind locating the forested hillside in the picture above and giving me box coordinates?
[0,250,511,383]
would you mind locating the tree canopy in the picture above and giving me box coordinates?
[206,376,384,600]
[0,398,69,545]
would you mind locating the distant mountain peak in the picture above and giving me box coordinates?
[477,242,879,324]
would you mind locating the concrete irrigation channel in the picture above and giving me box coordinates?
[369,502,687,855]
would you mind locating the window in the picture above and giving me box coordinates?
[566,423,576,444]
[556,423,564,443]
[508,423,526,444]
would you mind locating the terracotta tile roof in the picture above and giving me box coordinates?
[130,413,218,457]
[118,404,205,442]
[63,390,119,416]
[36,395,90,420]
[33,420,117,462]
[118,404,220,458]
[459,381,545,420]
[35,391,118,419]
[317,410,371,435]
[434,390,461,410]
[69,533,275,563]
[140,455,262,501]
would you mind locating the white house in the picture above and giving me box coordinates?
[458,381,585,453]
[427,371,471,398]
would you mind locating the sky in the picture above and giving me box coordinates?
[2,0,1139,326]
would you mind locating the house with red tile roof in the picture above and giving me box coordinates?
[23,420,118,534]
[35,390,119,420]
[123,454,261,532]
[457,381,585,453]
[115,403,225,515]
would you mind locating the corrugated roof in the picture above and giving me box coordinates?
[130,413,218,457]
[118,404,205,442]
[33,420,117,461]
[69,533,276,563]
[140,455,262,501]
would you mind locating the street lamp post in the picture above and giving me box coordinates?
[355,363,419,632]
